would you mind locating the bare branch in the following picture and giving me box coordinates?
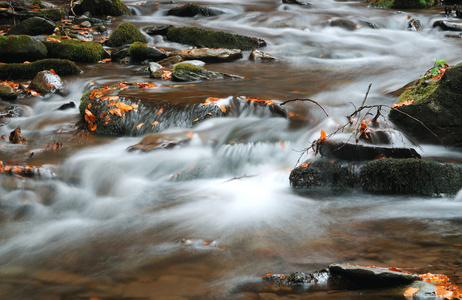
[280,98,329,117]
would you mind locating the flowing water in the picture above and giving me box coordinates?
[1,0,462,299]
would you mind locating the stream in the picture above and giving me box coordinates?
[1,0,462,299]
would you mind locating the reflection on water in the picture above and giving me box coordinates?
[1,0,462,299]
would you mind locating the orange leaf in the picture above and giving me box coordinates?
[103,115,110,126]
[157,108,163,115]
[300,162,311,168]
[116,102,133,112]
[136,123,144,130]
[152,121,159,125]
[317,130,327,144]
[434,287,456,299]
[109,108,124,117]
[404,287,420,297]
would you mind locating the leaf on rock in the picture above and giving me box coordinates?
[404,287,420,297]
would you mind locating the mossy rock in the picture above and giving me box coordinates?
[370,0,435,8]
[360,158,462,195]
[172,62,243,81]
[7,17,55,35]
[389,63,462,146]
[0,59,81,80]
[128,42,167,63]
[43,38,106,63]
[73,0,131,16]
[166,3,223,17]
[0,35,47,63]
[166,26,267,50]
[289,161,356,189]
[107,23,148,47]
[32,8,66,21]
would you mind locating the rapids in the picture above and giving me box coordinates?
[1,0,462,299]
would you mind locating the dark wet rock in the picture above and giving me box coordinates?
[95,25,108,33]
[148,62,162,78]
[109,45,130,61]
[43,38,107,63]
[9,126,24,144]
[0,84,18,101]
[80,20,92,28]
[166,3,223,17]
[389,63,462,146]
[329,264,419,287]
[330,19,358,31]
[249,49,278,61]
[282,0,311,5]
[433,20,462,31]
[29,70,67,95]
[0,35,47,63]
[172,62,243,82]
[72,0,131,16]
[145,25,174,36]
[31,8,66,21]
[56,102,76,110]
[0,59,81,80]
[169,48,243,63]
[166,26,266,50]
[157,55,184,67]
[290,158,462,195]
[128,42,167,63]
[371,0,435,8]
[6,17,55,35]
[408,18,422,31]
[107,23,148,47]
[318,141,421,161]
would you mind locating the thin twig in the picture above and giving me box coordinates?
[222,174,257,183]
[280,98,329,117]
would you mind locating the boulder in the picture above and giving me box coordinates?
[171,62,243,81]
[370,0,435,8]
[145,25,174,36]
[128,42,167,63]
[166,3,223,17]
[0,84,18,101]
[290,158,462,196]
[282,0,311,5]
[166,26,266,50]
[29,70,67,95]
[31,8,66,21]
[249,49,277,61]
[6,17,55,36]
[389,63,462,146]
[157,55,184,67]
[106,23,148,47]
[0,35,47,63]
[0,59,81,80]
[72,0,131,16]
[433,20,462,31]
[148,62,163,78]
[43,38,107,63]
[169,48,243,63]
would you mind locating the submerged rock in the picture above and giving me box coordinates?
[0,35,47,63]
[166,26,266,50]
[282,0,311,5]
[6,17,55,36]
[0,59,81,80]
[166,3,223,17]
[107,23,147,47]
[172,62,243,82]
[389,63,462,146]
[290,158,462,196]
[29,70,67,95]
[170,48,243,63]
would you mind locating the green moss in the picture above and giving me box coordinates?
[360,158,462,196]
[107,23,148,47]
[32,8,66,21]
[166,26,265,50]
[397,79,439,105]
[370,0,434,8]
[74,0,131,16]
[0,59,81,80]
[0,35,47,63]
[128,42,148,63]
[173,62,206,73]
[43,37,106,63]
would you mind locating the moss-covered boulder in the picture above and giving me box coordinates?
[128,42,167,63]
[166,26,267,50]
[31,8,66,21]
[166,3,223,17]
[0,59,81,80]
[43,38,107,63]
[389,63,462,146]
[290,158,462,196]
[370,0,435,8]
[73,0,131,16]
[107,23,148,47]
[6,17,55,36]
[0,35,47,63]
[172,62,243,81]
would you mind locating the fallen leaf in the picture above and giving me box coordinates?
[152,121,159,125]
[136,123,144,130]
[157,108,163,115]
[404,287,420,297]
[300,162,311,168]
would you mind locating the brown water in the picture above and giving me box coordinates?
[1,0,462,299]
